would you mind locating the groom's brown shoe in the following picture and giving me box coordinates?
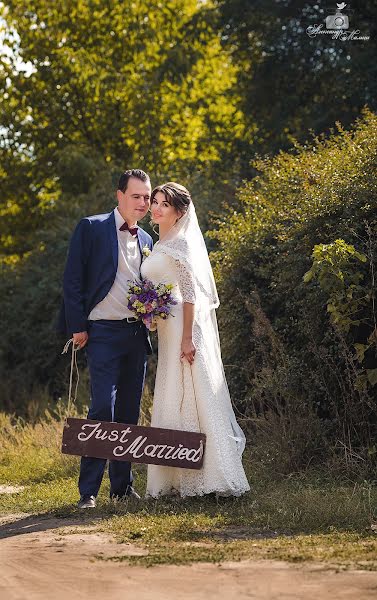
[77,495,96,508]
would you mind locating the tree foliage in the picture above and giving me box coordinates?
[0,0,245,257]
[216,0,377,166]
[209,108,377,474]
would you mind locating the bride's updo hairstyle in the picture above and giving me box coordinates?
[151,182,191,217]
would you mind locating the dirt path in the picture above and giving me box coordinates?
[1,514,377,600]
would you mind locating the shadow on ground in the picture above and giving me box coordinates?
[0,512,103,540]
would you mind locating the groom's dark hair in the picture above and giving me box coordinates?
[118,169,150,193]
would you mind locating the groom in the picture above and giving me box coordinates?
[58,169,153,508]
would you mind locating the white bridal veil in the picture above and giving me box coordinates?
[156,201,246,456]
[155,202,219,309]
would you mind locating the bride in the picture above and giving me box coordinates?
[140,182,250,498]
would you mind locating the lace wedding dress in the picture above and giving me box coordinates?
[140,204,250,498]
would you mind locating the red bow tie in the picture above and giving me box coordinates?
[119,222,138,236]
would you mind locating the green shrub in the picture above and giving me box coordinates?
[209,108,377,478]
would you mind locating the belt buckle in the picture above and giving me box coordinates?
[126,316,138,323]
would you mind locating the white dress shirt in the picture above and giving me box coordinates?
[88,207,141,320]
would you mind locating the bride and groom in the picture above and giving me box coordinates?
[58,169,250,507]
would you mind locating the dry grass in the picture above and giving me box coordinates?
[1,412,376,567]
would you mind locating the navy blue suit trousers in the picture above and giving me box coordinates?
[78,319,147,498]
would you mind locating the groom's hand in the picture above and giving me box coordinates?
[73,331,88,349]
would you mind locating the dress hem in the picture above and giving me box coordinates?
[145,485,251,500]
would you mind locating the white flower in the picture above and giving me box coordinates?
[142,245,151,257]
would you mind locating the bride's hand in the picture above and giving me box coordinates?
[180,336,196,365]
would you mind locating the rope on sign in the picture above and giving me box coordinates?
[61,338,80,420]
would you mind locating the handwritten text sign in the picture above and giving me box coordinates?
[62,418,206,470]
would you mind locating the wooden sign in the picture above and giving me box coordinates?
[62,418,206,470]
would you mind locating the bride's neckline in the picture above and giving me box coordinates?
[155,218,183,244]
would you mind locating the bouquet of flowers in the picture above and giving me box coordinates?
[126,279,177,331]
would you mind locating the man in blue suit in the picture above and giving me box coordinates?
[58,169,153,508]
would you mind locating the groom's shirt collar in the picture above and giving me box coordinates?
[114,207,138,234]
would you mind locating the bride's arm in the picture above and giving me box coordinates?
[176,260,196,365]
[181,303,196,365]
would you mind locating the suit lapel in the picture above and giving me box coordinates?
[107,211,118,271]
[137,229,145,271]
[136,228,144,255]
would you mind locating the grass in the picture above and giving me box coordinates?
[1,412,377,568]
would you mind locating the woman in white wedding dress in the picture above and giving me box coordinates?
[140,182,250,498]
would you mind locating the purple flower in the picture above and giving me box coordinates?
[158,306,170,314]
[126,277,177,326]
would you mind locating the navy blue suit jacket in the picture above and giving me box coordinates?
[57,210,153,344]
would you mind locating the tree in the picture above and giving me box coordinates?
[216,0,377,170]
[0,0,246,259]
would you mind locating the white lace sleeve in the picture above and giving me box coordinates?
[175,260,196,303]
